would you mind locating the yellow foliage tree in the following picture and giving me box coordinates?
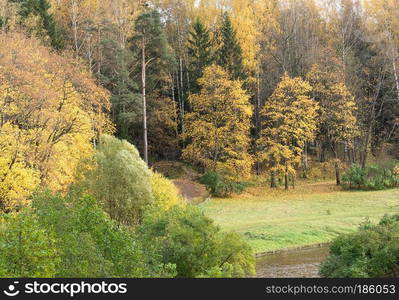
[182,65,253,179]
[0,32,112,211]
[307,63,358,185]
[258,73,318,189]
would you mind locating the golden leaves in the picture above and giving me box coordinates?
[0,33,112,210]
[258,73,319,175]
[182,65,253,179]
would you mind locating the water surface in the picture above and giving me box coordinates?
[256,245,330,278]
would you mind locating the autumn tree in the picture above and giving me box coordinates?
[307,63,358,185]
[156,0,193,138]
[0,32,111,211]
[11,0,64,49]
[258,73,318,189]
[365,0,399,104]
[361,0,399,159]
[0,0,19,31]
[182,65,253,179]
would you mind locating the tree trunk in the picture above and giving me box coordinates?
[96,24,102,76]
[320,141,326,162]
[270,171,277,188]
[170,74,178,138]
[256,69,261,176]
[335,162,340,186]
[141,36,148,165]
[361,125,372,169]
[284,162,289,190]
[302,142,308,178]
[332,144,340,186]
[387,30,399,104]
[179,56,185,148]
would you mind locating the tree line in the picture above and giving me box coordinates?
[1,0,399,190]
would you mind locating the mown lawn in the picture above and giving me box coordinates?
[199,181,399,254]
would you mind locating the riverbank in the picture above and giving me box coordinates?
[200,181,399,253]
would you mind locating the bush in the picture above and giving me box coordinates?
[151,171,183,211]
[199,171,247,197]
[0,210,60,277]
[342,162,399,190]
[320,215,399,278]
[139,205,255,277]
[76,134,153,225]
[0,191,176,278]
[341,164,366,189]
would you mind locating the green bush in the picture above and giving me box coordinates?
[139,205,255,278]
[342,162,399,190]
[199,171,247,197]
[0,210,60,277]
[76,134,153,225]
[320,215,399,278]
[0,191,176,278]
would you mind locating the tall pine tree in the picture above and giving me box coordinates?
[98,39,142,142]
[133,9,174,164]
[187,18,214,93]
[216,12,245,80]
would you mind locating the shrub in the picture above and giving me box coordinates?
[341,164,366,189]
[139,205,255,278]
[35,191,176,277]
[342,163,399,190]
[151,171,183,211]
[0,191,176,278]
[76,134,153,225]
[0,210,60,277]
[199,171,247,197]
[320,215,399,278]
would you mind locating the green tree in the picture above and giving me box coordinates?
[182,65,253,179]
[216,12,245,80]
[0,210,60,277]
[258,73,318,189]
[99,39,142,141]
[133,9,174,164]
[76,135,153,226]
[32,193,114,277]
[320,215,399,278]
[139,205,255,278]
[31,191,173,277]
[187,18,214,93]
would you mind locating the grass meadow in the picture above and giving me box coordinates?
[200,181,399,253]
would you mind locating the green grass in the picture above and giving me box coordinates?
[199,181,399,254]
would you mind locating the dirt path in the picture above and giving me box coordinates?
[173,178,208,203]
[152,161,208,203]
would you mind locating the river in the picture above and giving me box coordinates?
[255,245,330,278]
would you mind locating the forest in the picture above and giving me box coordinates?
[1,0,399,278]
